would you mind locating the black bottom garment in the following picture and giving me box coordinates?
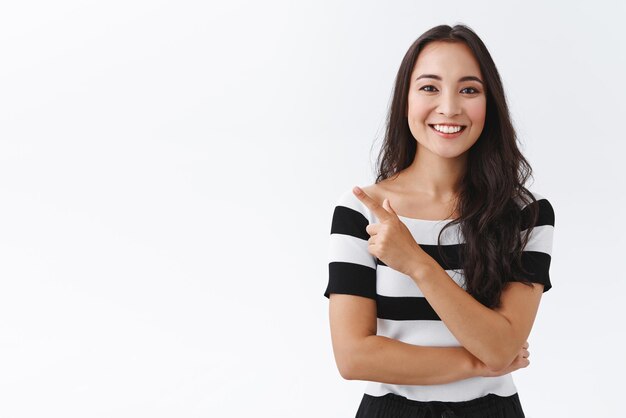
[355,392,525,418]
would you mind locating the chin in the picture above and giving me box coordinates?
[432,144,473,159]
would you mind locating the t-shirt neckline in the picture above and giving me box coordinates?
[396,214,457,223]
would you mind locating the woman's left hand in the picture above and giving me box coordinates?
[353,186,434,278]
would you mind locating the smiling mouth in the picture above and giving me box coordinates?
[428,124,467,134]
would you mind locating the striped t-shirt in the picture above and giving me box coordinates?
[323,187,555,402]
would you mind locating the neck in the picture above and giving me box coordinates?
[398,147,467,200]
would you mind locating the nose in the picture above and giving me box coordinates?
[436,90,461,117]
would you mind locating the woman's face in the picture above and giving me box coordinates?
[407,41,487,160]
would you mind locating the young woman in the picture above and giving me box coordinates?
[323,24,555,418]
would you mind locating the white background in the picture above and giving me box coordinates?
[1,1,624,417]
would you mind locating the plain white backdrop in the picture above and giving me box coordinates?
[1,1,625,417]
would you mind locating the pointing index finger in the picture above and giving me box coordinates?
[353,186,391,222]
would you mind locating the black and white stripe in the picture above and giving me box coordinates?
[324,188,555,401]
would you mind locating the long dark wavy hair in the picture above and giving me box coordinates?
[375,23,540,309]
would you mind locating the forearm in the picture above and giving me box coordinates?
[345,334,484,385]
[410,262,515,370]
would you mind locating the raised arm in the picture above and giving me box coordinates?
[351,186,555,372]
[406,202,554,371]
[328,293,529,384]
[408,267,542,372]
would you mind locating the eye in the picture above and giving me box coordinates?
[419,85,438,92]
[461,87,480,94]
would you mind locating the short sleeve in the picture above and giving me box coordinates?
[323,190,378,300]
[517,193,555,292]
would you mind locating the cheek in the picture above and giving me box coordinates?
[466,99,487,128]
[407,96,431,121]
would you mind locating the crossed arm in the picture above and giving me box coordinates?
[329,293,481,385]
[328,271,541,385]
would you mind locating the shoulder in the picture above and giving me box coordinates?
[515,190,555,229]
[332,184,382,225]
[513,189,550,208]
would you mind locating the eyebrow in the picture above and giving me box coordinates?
[415,73,484,85]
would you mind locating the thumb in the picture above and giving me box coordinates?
[383,198,397,216]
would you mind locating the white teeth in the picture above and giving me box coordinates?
[433,124,463,134]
